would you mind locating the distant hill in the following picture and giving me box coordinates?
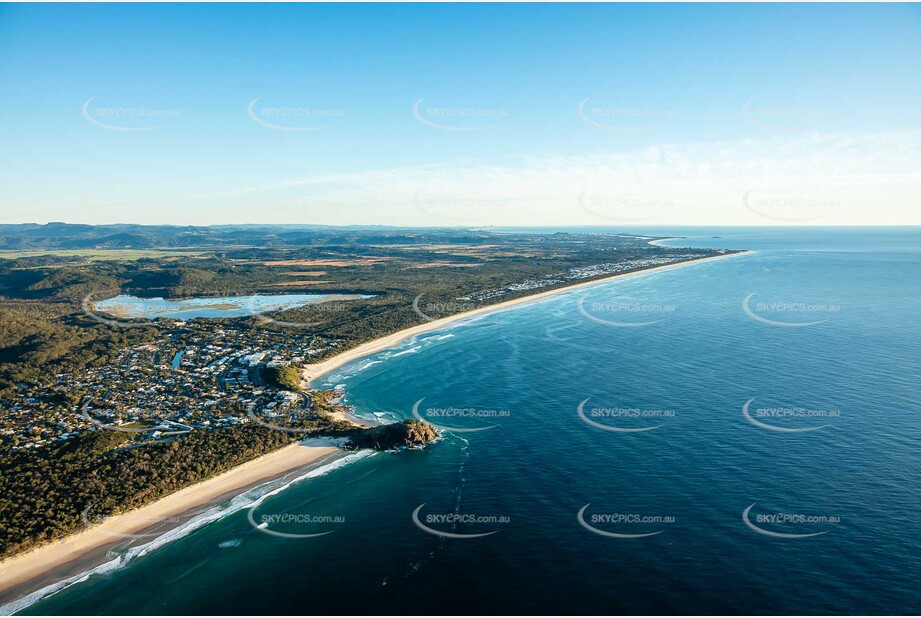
[0,223,488,250]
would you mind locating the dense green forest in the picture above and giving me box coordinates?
[0,301,159,394]
[0,425,307,558]
[262,365,303,391]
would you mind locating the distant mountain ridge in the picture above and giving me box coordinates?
[0,223,486,250]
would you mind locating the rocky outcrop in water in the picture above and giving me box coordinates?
[349,420,439,450]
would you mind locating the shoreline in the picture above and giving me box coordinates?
[0,442,344,610]
[0,247,747,612]
[326,407,377,428]
[303,250,747,385]
[646,237,682,246]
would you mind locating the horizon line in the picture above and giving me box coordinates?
[2,222,920,230]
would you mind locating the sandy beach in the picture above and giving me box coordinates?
[0,248,745,611]
[303,251,745,384]
[326,408,376,428]
[0,442,342,608]
[646,237,682,246]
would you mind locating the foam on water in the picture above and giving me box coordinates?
[2,449,376,615]
[389,346,420,357]
[218,539,241,549]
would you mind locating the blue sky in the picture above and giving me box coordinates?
[1,3,919,226]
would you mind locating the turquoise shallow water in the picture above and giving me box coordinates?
[18,228,921,615]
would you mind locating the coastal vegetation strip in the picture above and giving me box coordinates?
[0,441,341,601]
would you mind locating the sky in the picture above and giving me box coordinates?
[0,3,919,227]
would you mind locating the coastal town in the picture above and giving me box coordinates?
[0,250,729,452]
[459,252,720,302]
[0,321,345,452]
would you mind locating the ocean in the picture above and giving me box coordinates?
[16,227,921,615]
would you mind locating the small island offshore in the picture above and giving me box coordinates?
[0,224,743,606]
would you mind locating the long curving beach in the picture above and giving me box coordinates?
[0,443,342,610]
[302,251,745,384]
[0,249,745,611]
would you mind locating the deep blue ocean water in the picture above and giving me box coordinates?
[17,228,921,615]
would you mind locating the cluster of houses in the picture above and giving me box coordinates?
[0,321,345,452]
[459,253,712,303]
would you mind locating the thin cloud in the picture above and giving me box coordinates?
[6,131,919,226]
